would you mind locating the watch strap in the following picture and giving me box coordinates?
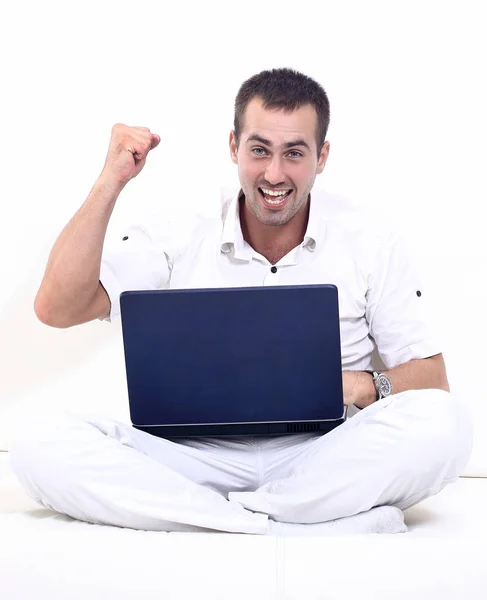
[364,370,380,402]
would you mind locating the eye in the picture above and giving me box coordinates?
[287,151,302,158]
[252,147,267,156]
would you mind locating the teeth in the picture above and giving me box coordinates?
[261,188,290,197]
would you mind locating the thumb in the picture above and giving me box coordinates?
[150,134,161,150]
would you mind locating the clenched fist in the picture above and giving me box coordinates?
[100,123,161,188]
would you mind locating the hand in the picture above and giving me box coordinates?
[342,370,376,407]
[100,123,161,188]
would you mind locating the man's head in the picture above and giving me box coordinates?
[230,68,330,227]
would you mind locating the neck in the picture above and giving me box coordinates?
[239,193,310,265]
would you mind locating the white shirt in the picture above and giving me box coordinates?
[99,187,441,371]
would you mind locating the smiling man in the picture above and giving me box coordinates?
[10,68,473,536]
[232,97,327,265]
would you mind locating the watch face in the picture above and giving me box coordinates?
[377,373,393,397]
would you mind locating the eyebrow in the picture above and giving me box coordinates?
[246,134,311,152]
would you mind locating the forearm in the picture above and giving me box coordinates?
[34,176,123,326]
[353,354,450,409]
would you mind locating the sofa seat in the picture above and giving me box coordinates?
[1,451,486,599]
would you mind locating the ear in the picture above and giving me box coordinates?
[316,141,330,175]
[229,131,239,165]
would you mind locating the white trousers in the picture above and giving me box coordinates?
[9,389,473,535]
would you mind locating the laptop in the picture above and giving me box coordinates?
[119,284,345,438]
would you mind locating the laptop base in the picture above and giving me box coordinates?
[133,418,345,439]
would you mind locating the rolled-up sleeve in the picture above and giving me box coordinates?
[365,232,442,369]
[99,223,171,323]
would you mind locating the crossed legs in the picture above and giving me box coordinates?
[9,389,472,534]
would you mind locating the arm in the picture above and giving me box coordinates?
[34,124,160,328]
[343,353,450,409]
[34,177,122,328]
[349,225,449,409]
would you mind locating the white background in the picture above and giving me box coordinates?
[0,0,486,469]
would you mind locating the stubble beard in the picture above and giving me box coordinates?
[243,184,313,227]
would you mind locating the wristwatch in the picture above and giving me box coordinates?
[365,370,393,401]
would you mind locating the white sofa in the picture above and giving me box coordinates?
[1,234,487,598]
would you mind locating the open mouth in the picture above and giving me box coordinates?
[258,187,293,207]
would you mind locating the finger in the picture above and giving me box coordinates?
[150,134,161,150]
[129,133,157,158]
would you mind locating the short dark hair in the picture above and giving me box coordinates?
[234,68,330,158]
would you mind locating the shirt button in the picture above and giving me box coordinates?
[270,266,278,273]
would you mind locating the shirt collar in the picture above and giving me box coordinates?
[303,191,320,251]
[220,189,251,260]
[220,188,324,257]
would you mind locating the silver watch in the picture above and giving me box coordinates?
[372,371,393,400]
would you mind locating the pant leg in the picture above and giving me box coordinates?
[9,411,268,534]
[229,389,473,523]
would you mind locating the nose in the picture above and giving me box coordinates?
[264,156,286,186]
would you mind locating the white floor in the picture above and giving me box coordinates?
[1,451,487,599]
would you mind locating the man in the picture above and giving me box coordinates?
[10,68,473,536]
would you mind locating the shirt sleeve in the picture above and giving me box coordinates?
[99,222,171,323]
[365,232,443,369]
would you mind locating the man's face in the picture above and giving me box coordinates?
[229,97,330,226]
